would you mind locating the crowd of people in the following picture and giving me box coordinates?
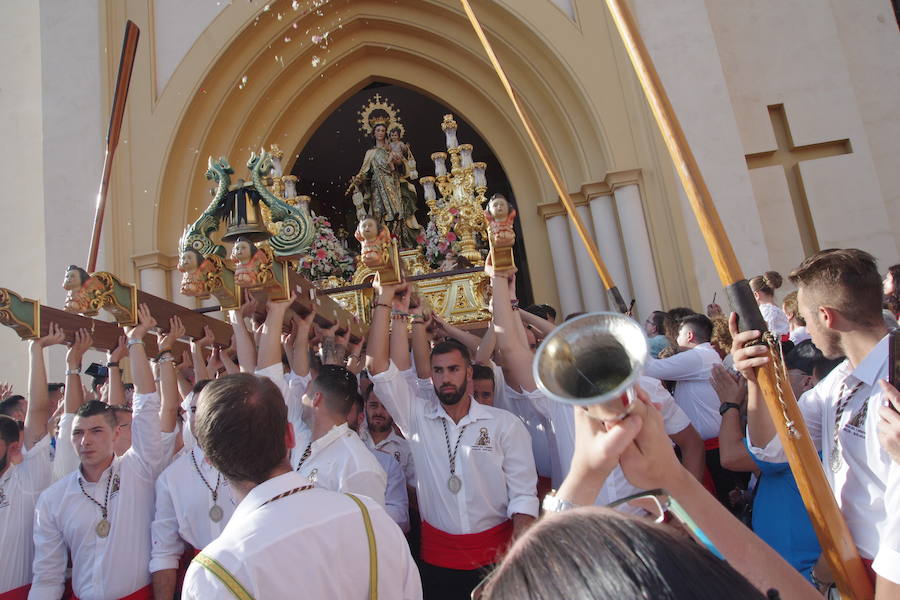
[1,248,899,599]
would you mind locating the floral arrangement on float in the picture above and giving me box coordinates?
[297,214,356,286]
[418,210,459,270]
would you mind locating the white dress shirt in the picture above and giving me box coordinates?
[150,445,237,573]
[643,342,723,440]
[595,377,693,509]
[748,335,900,583]
[51,413,79,482]
[1,434,52,593]
[371,362,538,535]
[359,427,416,488]
[182,471,422,599]
[294,423,387,507]
[372,448,410,532]
[30,392,166,600]
[789,325,811,345]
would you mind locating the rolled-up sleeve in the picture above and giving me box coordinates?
[150,473,185,573]
[501,418,539,518]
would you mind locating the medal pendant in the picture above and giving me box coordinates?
[448,474,462,494]
[95,519,111,538]
[209,504,224,522]
[830,447,842,473]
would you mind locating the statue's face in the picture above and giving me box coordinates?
[374,125,386,141]
[489,197,509,221]
[232,240,252,262]
[390,130,400,142]
[359,218,378,240]
[63,269,81,290]
[178,251,198,272]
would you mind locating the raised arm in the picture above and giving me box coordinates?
[105,336,128,407]
[157,316,186,433]
[64,329,93,414]
[291,307,316,377]
[728,313,778,449]
[124,303,164,476]
[25,323,65,448]
[410,305,431,379]
[518,308,555,339]
[190,326,214,382]
[220,337,239,375]
[127,304,158,395]
[489,264,535,392]
[431,312,481,354]
[390,284,413,371]
[258,296,293,369]
[366,275,399,376]
[229,297,259,373]
[474,323,497,366]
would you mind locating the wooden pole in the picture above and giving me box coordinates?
[600,0,872,597]
[459,0,627,313]
[86,20,140,272]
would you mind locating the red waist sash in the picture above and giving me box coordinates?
[73,583,152,600]
[0,584,30,600]
[421,520,513,570]
[704,437,720,451]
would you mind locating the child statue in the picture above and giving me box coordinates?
[177,248,208,296]
[62,265,95,314]
[231,237,269,287]
[484,194,517,271]
[355,216,401,284]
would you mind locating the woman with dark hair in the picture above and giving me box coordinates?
[479,391,818,600]
[883,264,900,318]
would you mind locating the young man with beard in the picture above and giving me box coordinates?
[181,372,421,599]
[31,305,166,600]
[367,278,538,600]
[732,248,900,597]
[358,386,416,488]
[0,323,64,598]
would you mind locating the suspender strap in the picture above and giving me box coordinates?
[193,553,255,600]
[345,493,378,600]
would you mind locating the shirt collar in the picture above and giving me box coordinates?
[232,470,308,521]
[311,423,350,453]
[425,397,494,425]
[848,334,889,387]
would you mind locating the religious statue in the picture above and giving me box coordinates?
[231,237,270,287]
[63,265,95,314]
[355,216,401,285]
[484,194,517,271]
[177,248,209,296]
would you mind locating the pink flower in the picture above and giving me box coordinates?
[316,249,327,259]
[446,232,457,242]
[449,207,459,215]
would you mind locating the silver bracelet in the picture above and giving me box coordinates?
[127,338,145,348]
[542,491,579,513]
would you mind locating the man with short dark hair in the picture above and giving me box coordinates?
[181,372,421,598]
[0,395,26,421]
[733,248,900,595]
[358,386,415,488]
[1,323,63,598]
[368,279,538,600]
[31,306,166,600]
[471,365,495,407]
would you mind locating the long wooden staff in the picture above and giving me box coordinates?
[458,1,627,314]
[600,1,870,597]
[86,20,140,272]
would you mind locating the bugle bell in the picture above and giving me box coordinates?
[532,311,648,420]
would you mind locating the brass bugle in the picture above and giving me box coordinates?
[532,312,648,420]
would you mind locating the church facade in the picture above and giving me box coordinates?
[1,0,898,387]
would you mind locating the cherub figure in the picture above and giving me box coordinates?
[177,248,208,296]
[355,216,391,269]
[230,237,268,286]
[484,194,517,248]
[62,265,96,314]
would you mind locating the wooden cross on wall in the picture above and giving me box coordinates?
[745,104,852,257]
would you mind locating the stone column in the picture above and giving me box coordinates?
[588,194,631,309]
[545,214,583,318]
[567,205,608,312]
[613,184,663,319]
[139,266,168,298]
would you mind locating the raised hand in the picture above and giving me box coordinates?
[126,303,157,341]
[207,347,224,376]
[196,324,215,348]
[66,328,94,368]
[0,382,12,401]
[392,283,412,312]
[239,296,259,321]
[108,335,128,363]
[618,390,687,492]
[709,363,740,404]
[158,316,186,352]
[728,312,768,382]
[35,322,66,349]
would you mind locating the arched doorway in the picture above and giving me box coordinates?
[294,80,532,302]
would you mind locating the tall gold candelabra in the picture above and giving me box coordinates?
[419,114,489,265]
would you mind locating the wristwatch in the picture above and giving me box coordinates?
[719,402,741,416]
[542,491,579,513]
[65,368,81,376]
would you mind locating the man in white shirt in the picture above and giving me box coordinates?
[0,323,64,599]
[642,313,745,505]
[294,365,387,505]
[182,371,421,599]
[357,387,416,488]
[348,392,410,532]
[150,436,236,598]
[30,305,166,600]
[368,277,538,600]
[733,248,900,597]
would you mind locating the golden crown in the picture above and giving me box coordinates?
[357,93,405,138]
